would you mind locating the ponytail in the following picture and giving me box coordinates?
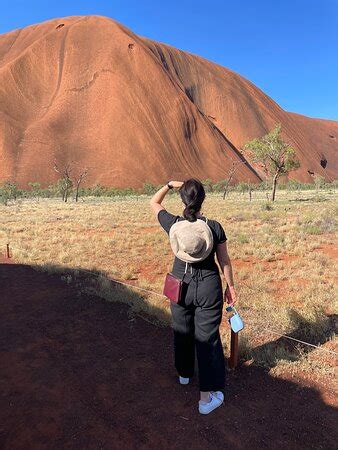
[183,204,198,222]
[179,178,205,222]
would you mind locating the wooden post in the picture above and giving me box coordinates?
[6,243,11,259]
[229,330,239,369]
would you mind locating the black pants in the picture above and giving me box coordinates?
[169,269,225,392]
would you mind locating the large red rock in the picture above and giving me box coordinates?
[0,15,337,188]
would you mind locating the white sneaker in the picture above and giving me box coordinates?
[210,390,224,402]
[179,376,190,385]
[198,391,224,414]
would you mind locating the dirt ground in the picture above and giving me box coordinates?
[0,259,337,450]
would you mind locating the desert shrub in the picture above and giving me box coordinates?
[142,182,158,195]
[0,181,21,204]
[76,187,92,197]
[28,182,41,198]
[276,182,287,190]
[302,183,316,190]
[261,202,273,211]
[269,234,285,245]
[319,214,337,233]
[302,213,337,234]
[107,187,138,196]
[0,191,6,204]
[212,180,228,192]
[258,180,270,191]
[237,234,249,244]
[286,179,303,190]
[90,184,109,196]
[313,175,326,190]
[303,225,322,235]
[278,181,315,191]
[38,184,57,198]
[18,183,54,199]
[76,185,138,197]
[234,182,249,194]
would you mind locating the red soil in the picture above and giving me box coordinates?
[0,258,336,449]
[0,16,337,189]
[232,254,299,270]
[313,244,338,259]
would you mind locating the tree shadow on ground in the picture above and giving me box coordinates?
[0,262,336,450]
[245,309,335,369]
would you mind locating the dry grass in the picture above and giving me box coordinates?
[1,189,337,381]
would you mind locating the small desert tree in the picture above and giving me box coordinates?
[0,181,19,204]
[247,182,255,201]
[243,124,300,201]
[222,158,247,199]
[73,167,89,202]
[54,161,90,202]
[54,163,73,202]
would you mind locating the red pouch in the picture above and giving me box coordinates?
[163,272,184,303]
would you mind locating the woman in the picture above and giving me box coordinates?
[150,178,237,414]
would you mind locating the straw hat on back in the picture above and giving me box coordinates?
[169,218,214,263]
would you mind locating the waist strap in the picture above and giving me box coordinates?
[191,268,203,306]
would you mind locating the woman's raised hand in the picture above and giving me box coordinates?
[224,285,237,306]
[169,181,184,189]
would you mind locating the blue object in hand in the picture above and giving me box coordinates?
[226,306,244,333]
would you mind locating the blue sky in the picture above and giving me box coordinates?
[1,0,337,120]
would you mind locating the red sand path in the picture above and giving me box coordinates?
[0,259,336,449]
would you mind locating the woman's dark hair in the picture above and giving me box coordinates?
[179,178,205,222]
